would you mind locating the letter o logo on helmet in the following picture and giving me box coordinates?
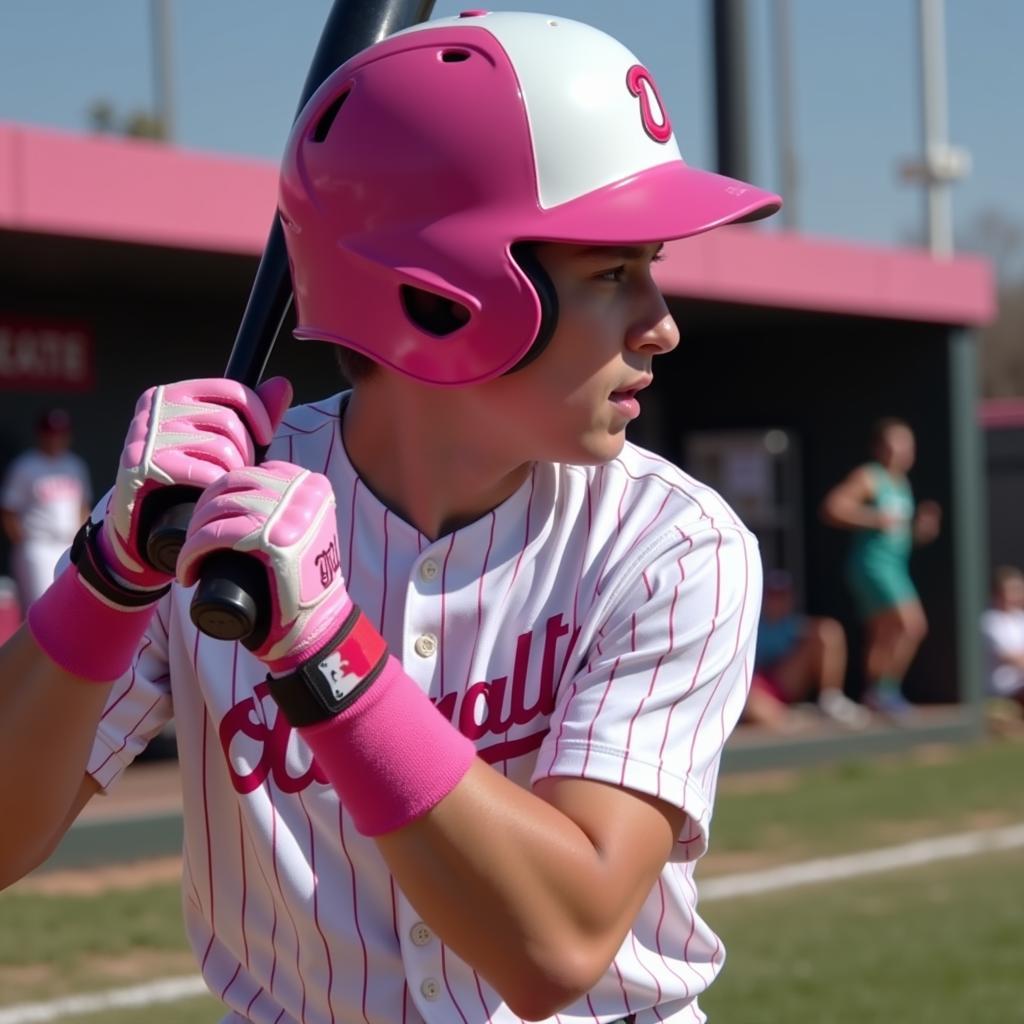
[626,65,672,144]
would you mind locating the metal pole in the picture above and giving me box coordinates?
[919,0,952,256]
[150,0,175,141]
[771,0,798,229]
[712,0,751,182]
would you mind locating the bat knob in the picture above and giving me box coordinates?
[142,487,203,575]
[190,551,271,647]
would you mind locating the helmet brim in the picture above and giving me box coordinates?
[525,160,781,245]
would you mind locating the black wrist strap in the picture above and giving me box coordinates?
[70,519,171,609]
[267,604,390,728]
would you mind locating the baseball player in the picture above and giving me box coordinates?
[0,408,91,608]
[0,12,780,1024]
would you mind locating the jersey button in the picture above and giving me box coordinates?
[419,558,439,582]
[420,978,441,1000]
[414,633,438,658]
[409,921,433,946]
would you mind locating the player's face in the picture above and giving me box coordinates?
[37,429,71,456]
[879,426,916,473]
[469,242,679,465]
[999,576,1024,609]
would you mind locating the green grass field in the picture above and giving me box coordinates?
[2,738,1023,1021]
[701,850,1024,1024]
[705,737,1024,872]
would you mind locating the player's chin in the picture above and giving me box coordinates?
[571,426,628,466]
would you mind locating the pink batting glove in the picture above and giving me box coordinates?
[176,460,353,675]
[98,377,293,591]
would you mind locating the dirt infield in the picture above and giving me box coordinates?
[18,856,183,896]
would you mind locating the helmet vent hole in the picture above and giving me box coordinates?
[401,286,471,337]
[440,49,471,63]
[311,89,350,142]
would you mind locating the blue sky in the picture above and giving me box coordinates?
[0,1,1020,267]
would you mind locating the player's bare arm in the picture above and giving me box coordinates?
[377,767,683,1017]
[0,507,23,546]
[820,465,889,530]
[0,626,107,887]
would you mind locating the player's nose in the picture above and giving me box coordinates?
[628,294,680,357]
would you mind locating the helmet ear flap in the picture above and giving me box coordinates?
[504,243,559,375]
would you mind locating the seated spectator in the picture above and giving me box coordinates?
[743,570,870,729]
[981,566,1024,708]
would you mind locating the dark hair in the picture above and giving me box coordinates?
[37,408,72,434]
[333,345,378,385]
[992,565,1024,594]
[870,416,912,450]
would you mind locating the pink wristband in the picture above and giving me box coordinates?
[299,655,477,836]
[28,566,157,683]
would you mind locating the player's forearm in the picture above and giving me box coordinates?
[0,625,111,887]
[820,495,883,531]
[1,509,23,545]
[996,650,1024,672]
[375,761,657,1018]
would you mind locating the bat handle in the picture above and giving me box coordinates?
[143,489,271,646]
[190,551,271,647]
[143,486,201,575]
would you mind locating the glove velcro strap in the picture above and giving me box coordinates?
[71,519,171,609]
[267,605,389,727]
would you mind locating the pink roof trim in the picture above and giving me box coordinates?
[654,224,995,326]
[979,399,1024,429]
[0,121,995,326]
[0,121,277,254]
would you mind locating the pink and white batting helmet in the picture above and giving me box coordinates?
[279,10,781,387]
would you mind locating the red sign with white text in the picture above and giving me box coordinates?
[0,318,94,392]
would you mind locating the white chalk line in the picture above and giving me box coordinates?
[700,821,1024,901]
[0,976,209,1024]
[4,822,1024,1024]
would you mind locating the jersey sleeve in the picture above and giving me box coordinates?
[85,595,174,792]
[531,516,761,861]
[68,487,175,791]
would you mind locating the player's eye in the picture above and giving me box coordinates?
[596,265,627,283]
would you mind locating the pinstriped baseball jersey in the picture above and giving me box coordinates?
[86,392,761,1024]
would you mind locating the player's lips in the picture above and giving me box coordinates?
[608,377,652,421]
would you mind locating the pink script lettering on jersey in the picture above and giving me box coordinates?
[432,612,580,764]
[219,682,329,795]
[219,612,579,795]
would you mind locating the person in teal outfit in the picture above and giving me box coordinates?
[821,418,941,715]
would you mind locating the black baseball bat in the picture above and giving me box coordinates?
[141,0,437,644]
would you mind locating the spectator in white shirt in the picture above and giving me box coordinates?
[980,565,1024,707]
[1,409,91,610]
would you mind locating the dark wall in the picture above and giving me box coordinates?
[632,303,959,703]
[985,426,1024,579]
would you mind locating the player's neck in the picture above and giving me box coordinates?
[341,383,533,541]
